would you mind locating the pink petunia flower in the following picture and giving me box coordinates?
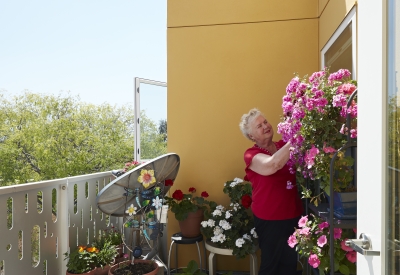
[318,222,329,229]
[334,228,342,239]
[308,254,321,268]
[287,234,298,248]
[341,239,354,252]
[346,251,357,263]
[317,235,327,247]
[323,142,336,154]
[304,145,319,169]
[300,227,311,236]
[337,83,357,95]
[340,124,348,135]
[298,216,308,228]
[350,129,357,138]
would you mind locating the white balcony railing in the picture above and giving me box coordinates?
[0,172,122,275]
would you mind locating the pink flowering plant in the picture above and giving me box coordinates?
[277,68,357,202]
[288,214,356,275]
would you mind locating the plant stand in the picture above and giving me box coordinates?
[205,241,258,275]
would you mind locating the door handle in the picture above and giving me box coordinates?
[345,233,380,256]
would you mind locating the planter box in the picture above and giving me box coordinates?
[325,192,357,219]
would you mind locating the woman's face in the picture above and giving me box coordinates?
[249,115,274,143]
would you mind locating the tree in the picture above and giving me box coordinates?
[0,91,165,186]
[158,119,167,142]
[139,113,167,160]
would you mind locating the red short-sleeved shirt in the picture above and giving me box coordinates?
[244,140,303,220]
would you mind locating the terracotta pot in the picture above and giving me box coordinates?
[95,265,111,275]
[66,269,96,275]
[178,209,204,238]
[108,259,159,275]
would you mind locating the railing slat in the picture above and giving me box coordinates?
[0,172,122,275]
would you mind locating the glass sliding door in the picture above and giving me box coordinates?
[387,0,400,273]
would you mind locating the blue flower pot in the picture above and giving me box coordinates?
[325,191,357,219]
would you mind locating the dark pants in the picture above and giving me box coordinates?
[254,215,299,275]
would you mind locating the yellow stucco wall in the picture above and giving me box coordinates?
[167,1,319,271]
[319,0,357,52]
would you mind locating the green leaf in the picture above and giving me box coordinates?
[339,264,350,275]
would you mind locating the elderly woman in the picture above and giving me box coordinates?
[239,108,303,275]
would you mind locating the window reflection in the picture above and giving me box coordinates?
[387,0,400,273]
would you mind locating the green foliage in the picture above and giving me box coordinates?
[93,227,122,249]
[180,260,207,275]
[163,188,216,221]
[95,241,118,269]
[64,246,98,274]
[0,91,167,186]
[201,178,257,259]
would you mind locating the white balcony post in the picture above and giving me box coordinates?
[59,182,69,274]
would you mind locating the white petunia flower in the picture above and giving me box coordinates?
[216,205,225,211]
[251,228,258,238]
[207,219,215,227]
[201,221,208,228]
[233,178,244,183]
[126,204,137,216]
[212,209,222,216]
[225,210,232,219]
[216,234,226,243]
[230,181,238,187]
[219,220,231,230]
[235,238,245,248]
[243,233,251,240]
[213,226,223,236]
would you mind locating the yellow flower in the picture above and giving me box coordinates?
[138,169,156,188]
[125,204,137,216]
[78,246,86,253]
[86,247,98,253]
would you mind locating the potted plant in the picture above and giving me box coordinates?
[64,245,99,275]
[287,214,357,275]
[164,183,216,237]
[94,227,123,258]
[108,259,159,275]
[94,240,119,275]
[277,68,358,207]
[200,178,258,259]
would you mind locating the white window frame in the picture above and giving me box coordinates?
[321,6,357,79]
[133,77,167,162]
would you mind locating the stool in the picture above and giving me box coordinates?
[167,232,207,275]
[205,240,258,275]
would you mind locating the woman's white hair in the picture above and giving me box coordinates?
[239,108,264,140]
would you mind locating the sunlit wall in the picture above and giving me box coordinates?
[167,0,355,271]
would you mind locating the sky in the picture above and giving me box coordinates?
[0,0,167,122]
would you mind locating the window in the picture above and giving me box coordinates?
[321,7,357,79]
[134,78,167,162]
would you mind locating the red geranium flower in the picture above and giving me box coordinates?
[241,194,252,209]
[201,191,209,198]
[165,179,174,186]
[172,190,184,201]
[188,187,196,193]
